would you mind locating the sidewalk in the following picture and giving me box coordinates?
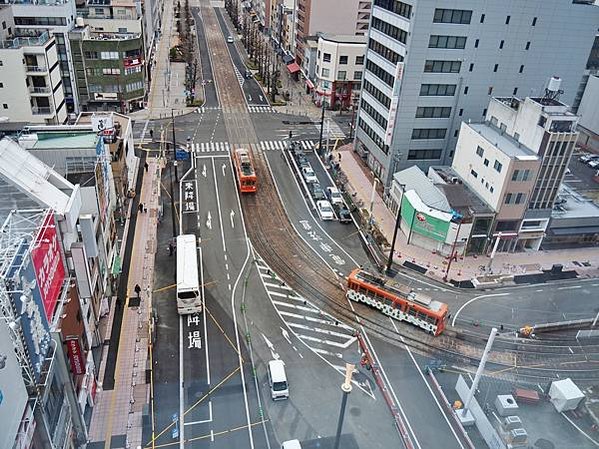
[334,143,599,285]
[130,0,195,121]
[88,159,162,448]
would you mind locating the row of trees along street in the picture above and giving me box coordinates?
[171,0,201,105]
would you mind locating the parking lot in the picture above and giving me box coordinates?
[566,150,599,200]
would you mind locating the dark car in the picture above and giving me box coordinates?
[335,204,352,224]
[310,183,326,200]
[296,154,310,169]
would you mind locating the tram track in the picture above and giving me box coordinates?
[198,0,599,383]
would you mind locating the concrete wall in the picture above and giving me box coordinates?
[309,0,362,36]
[0,48,33,122]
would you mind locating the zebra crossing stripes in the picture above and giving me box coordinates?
[190,140,316,153]
[233,66,245,87]
[196,106,221,114]
[247,105,278,114]
[190,142,230,153]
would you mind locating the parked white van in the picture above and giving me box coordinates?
[267,360,289,400]
[281,440,302,449]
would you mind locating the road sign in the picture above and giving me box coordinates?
[172,413,178,423]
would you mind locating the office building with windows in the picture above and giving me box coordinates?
[355,0,599,188]
[313,34,366,110]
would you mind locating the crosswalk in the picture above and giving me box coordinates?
[189,140,316,153]
[196,106,221,114]
[247,105,278,113]
[316,119,346,139]
[233,66,245,87]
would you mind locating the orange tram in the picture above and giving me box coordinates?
[346,268,449,336]
[233,147,257,193]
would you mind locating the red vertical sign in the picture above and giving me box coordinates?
[66,337,86,375]
[31,213,66,321]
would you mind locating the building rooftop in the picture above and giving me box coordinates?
[394,166,451,213]
[319,33,367,44]
[552,184,599,220]
[469,122,539,160]
[26,132,98,150]
[0,31,50,49]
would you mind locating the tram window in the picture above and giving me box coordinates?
[408,308,417,317]
[427,315,437,324]
[417,312,428,320]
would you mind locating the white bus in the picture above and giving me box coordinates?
[176,234,202,314]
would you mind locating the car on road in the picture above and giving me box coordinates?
[316,200,335,220]
[295,153,310,169]
[301,165,318,183]
[309,183,325,200]
[244,70,252,78]
[281,440,302,449]
[326,186,344,205]
[267,360,289,400]
[227,36,234,43]
[335,204,352,224]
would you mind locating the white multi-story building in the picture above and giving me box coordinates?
[314,34,366,110]
[3,0,80,113]
[576,74,599,152]
[356,0,599,187]
[0,29,68,123]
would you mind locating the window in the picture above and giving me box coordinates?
[371,17,407,44]
[355,55,364,65]
[513,87,518,96]
[415,106,452,118]
[514,132,520,141]
[94,7,104,14]
[470,169,478,178]
[321,68,330,77]
[126,80,143,92]
[505,15,510,24]
[537,116,547,127]
[363,79,391,108]
[323,53,331,62]
[102,68,121,75]
[100,51,119,60]
[339,55,348,65]
[525,41,530,50]
[459,108,463,116]
[0,82,3,88]
[519,65,524,73]
[358,118,389,154]
[337,70,347,80]
[511,169,531,181]
[499,40,504,49]
[125,65,143,75]
[500,123,507,132]
[368,39,403,64]
[494,160,503,173]
[532,17,537,26]
[480,14,485,23]
[433,8,472,24]
[464,86,469,95]
[504,193,513,204]
[424,60,461,73]
[476,146,484,157]
[407,149,443,160]
[318,50,321,59]
[2,103,7,109]
[484,158,489,167]
[366,60,394,87]
[515,193,525,204]
[419,84,456,96]
[373,0,412,19]
[360,99,388,129]
[0,60,3,66]
[1,21,5,30]
[490,186,494,193]
[493,64,498,72]
[411,128,447,139]
[453,129,459,137]
[482,108,487,116]
[490,116,498,126]
[353,71,362,80]
[488,86,493,95]
[469,63,474,72]
[474,39,479,48]
[428,35,467,49]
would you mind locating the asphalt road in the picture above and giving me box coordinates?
[192,6,219,108]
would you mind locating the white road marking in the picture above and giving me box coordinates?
[287,322,355,339]
[557,285,582,290]
[281,327,292,344]
[230,210,235,228]
[211,159,227,252]
[451,293,510,326]
[179,315,185,448]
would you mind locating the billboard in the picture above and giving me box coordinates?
[31,213,65,322]
[65,337,86,375]
[401,194,450,242]
[7,242,51,383]
[0,319,29,449]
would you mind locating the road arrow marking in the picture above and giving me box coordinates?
[206,211,212,230]
[248,94,252,102]
[202,164,207,178]
[230,210,235,228]
[221,163,226,177]
[281,327,292,345]
[259,95,264,102]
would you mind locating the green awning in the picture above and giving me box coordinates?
[111,255,122,275]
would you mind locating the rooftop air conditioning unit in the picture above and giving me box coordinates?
[503,415,522,431]
[510,428,528,445]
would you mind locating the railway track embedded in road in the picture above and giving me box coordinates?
[198,0,599,384]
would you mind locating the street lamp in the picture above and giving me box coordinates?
[333,349,362,449]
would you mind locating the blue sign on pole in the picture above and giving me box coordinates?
[171,413,179,439]
[175,148,190,161]
[0,389,3,406]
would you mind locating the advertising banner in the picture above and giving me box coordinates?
[7,242,51,383]
[385,62,404,146]
[31,213,65,321]
[401,194,450,242]
[65,337,86,375]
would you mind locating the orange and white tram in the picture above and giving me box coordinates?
[232,147,257,193]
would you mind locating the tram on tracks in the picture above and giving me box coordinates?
[346,268,448,336]
[232,147,257,193]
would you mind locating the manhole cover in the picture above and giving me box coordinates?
[534,438,555,449]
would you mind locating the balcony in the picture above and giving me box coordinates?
[0,31,51,49]
[29,86,52,95]
[26,65,48,74]
[31,106,54,115]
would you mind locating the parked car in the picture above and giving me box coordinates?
[296,153,310,169]
[301,166,318,183]
[335,204,352,224]
[326,186,344,205]
[588,159,599,169]
[585,156,599,167]
[227,36,234,43]
[579,153,595,163]
[310,183,326,200]
[244,70,253,78]
[316,200,335,220]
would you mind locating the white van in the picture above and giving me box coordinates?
[281,440,302,449]
[267,360,289,400]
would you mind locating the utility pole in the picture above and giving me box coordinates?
[317,100,326,155]
[162,127,177,238]
[443,216,463,282]
[386,183,405,274]
[171,109,178,182]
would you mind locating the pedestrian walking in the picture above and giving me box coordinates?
[134,283,142,298]
[144,162,149,172]
[149,129,154,140]
[338,153,342,161]
[138,202,144,213]
[168,241,174,256]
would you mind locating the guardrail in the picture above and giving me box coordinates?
[356,332,415,449]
